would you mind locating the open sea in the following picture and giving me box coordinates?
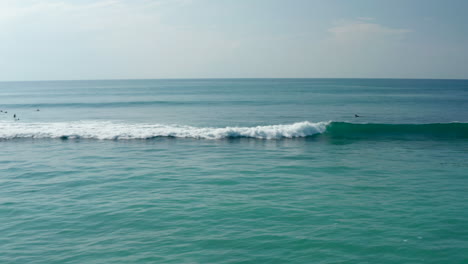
[0,78,467,264]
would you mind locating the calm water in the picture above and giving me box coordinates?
[0,79,467,263]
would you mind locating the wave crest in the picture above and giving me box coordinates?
[0,121,330,140]
[1,121,466,140]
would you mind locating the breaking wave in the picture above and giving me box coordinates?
[0,121,329,140]
[0,121,467,140]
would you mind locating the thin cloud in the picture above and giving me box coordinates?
[357,17,375,21]
[329,20,412,39]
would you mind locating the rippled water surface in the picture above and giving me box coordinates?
[1,79,467,263]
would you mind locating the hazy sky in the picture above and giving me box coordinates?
[1,0,467,81]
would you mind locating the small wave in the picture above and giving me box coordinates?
[1,100,281,109]
[325,122,468,139]
[0,121,329,140]
[0,121,467,140]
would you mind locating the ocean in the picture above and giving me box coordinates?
[0,79,467,263]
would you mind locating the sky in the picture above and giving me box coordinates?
[0,0,467,81]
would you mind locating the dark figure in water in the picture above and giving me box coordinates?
[13,114,16,118]
[36,109,40,111]
[355,114,360,118]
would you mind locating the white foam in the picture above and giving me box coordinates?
[0,121,329,140]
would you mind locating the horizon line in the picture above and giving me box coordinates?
[1,77,467,83]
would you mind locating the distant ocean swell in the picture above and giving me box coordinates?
[0,100,286,108]
[0,121,467,140]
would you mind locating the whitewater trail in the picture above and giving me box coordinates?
[1,121,467,140]
[0,121,330,140]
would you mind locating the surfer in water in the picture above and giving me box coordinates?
[355,114,360,118]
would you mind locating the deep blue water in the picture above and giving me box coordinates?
[0,79,467,263]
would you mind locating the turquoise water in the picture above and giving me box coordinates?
[0,79,467,263]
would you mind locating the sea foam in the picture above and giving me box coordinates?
[0,121,330,140]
